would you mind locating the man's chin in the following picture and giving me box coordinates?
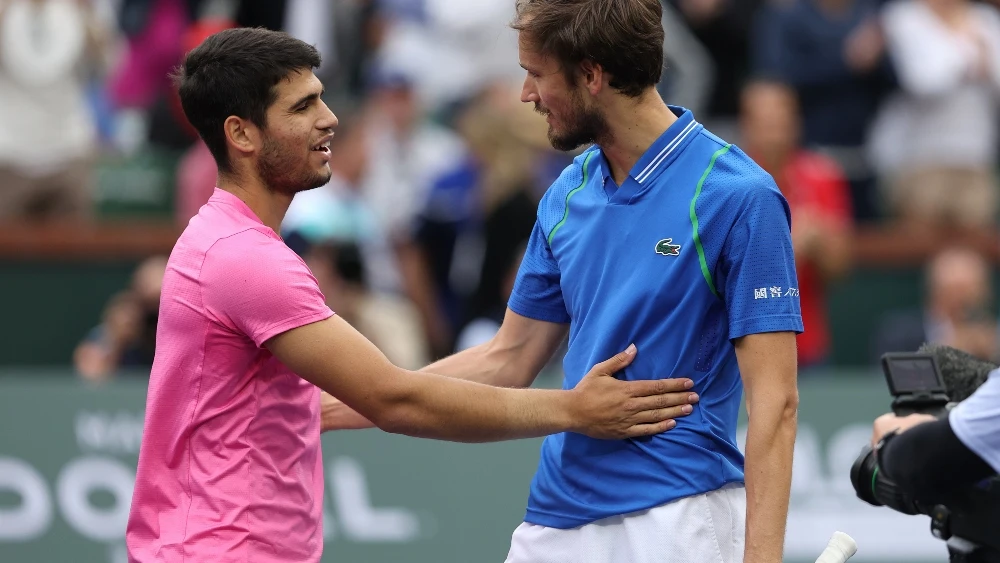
[315,168,333,187]
[275,173,332,196]
[548,132,587,153]
[300,169,333,192]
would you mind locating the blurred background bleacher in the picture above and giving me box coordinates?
[3,0,1000,561]
[4,0,1000,374]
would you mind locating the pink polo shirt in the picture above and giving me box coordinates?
[127,188,335,562]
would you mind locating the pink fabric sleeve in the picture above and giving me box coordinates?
[201,229,334,347]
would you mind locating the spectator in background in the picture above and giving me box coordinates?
[870,0,1000,230]
[373,0,523,114]
[669,0,765,139]
[740,81,854,370]
[455,243,525,352]
[873,246,998,363]
[408,84,556,355]
[110,0,189,110]
[321,0,379,101]
[358,68,466,247]
[0,0,112,222]
[658,0,715,119]
[243,0,351,86]
[752,0,894,223]
[74,255,167,381]
[75,291,146,379]
[109,0,198,152]
[453,86,550,343]
[303,242,429,370]
[358,66,467,358]
[232,0,284,29]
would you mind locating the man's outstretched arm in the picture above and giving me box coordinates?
[321,392,373,431]
[318,308,569,431]
[418,308,569,386]
[271,315,693,443]
[736,331,799,563]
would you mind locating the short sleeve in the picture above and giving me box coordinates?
[507,221,570,324]
[720,186,804,339]
[949,370,1000,473]
[201,230,334,347]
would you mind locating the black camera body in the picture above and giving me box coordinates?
[850,352,1000,563]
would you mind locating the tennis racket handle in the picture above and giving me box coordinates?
[815,531,858,563]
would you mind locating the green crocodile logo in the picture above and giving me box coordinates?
[654,238,681,256]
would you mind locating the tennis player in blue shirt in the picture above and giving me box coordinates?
[324,0,802,561]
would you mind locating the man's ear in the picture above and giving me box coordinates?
[578,59,605,97]
[224,116,259,157]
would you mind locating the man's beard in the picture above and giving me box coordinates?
[538,92,611,152]
[257,135,332,195]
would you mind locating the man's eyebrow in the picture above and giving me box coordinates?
[521,63,551,75]
[290,90,324,109]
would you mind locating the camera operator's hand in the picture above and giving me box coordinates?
[871,413,937,447]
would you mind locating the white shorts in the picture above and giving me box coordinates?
[504,483,746,563]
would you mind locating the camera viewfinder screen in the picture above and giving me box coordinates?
[887,357,943,394]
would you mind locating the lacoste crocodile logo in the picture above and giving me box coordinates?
[654,238,681,256]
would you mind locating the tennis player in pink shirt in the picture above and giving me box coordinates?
[126,28,697,562]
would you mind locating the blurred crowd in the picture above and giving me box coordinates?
[2,0,999,378]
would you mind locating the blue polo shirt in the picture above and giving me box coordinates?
[508,107,803,529]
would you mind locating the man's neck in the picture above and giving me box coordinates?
[217,173,293,234]
[599,90,678,186]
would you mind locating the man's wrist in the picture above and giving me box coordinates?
[554,389,581,434]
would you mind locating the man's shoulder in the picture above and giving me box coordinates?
[543,147,600,197]
[201,227,292,268]
[688,138,781,205]
[166,227,277,302]
[174,211,290,278]
[535,147,601,238]
[181,208,274,252]
[191,225,317,318]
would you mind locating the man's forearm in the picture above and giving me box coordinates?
[379,344,668,443]
[421,310,568,387]
[419,341,522,386]
[743,396,797,563]
[321,392,373,432]
[379,374,576,442]
[319,369,576,440]
[319,313,567,432]
[319,346,514,432]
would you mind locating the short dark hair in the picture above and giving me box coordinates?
[173,27,322,174]
[512,0,664,98]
